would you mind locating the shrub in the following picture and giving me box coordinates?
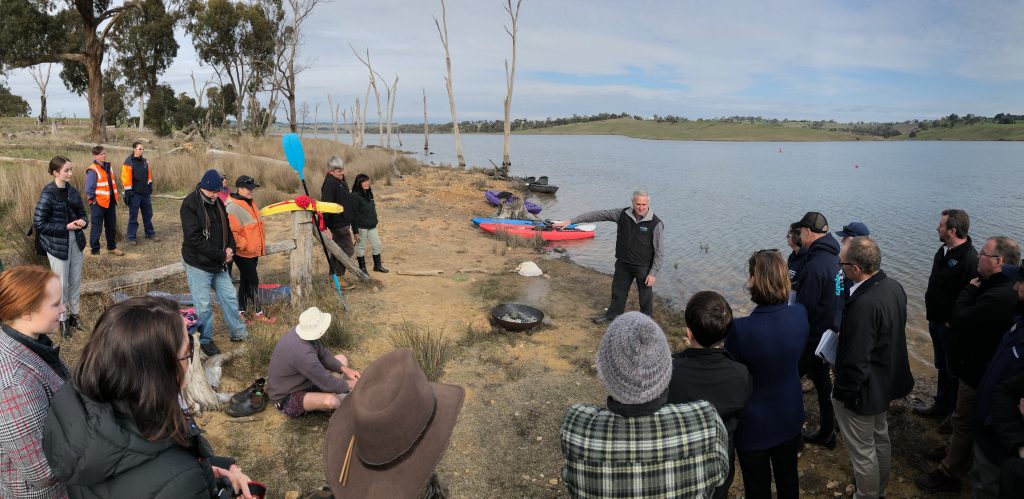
[388,322,453,382]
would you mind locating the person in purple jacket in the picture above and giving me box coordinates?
[267,307,361,418]
[725,249,809,499]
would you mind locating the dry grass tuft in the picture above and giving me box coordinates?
[387,321,453,382]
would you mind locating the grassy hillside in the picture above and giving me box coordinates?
[907,122,1024,141]
[519,117,1023,142]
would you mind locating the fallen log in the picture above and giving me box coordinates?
[81,239,296,294]
[396,270,444,276]
[313,230,376,283]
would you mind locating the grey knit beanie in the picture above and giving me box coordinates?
[595,312,672,405]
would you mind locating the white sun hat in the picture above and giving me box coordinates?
[295,306,332,340]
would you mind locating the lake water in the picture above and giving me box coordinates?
[330,132,1024,365]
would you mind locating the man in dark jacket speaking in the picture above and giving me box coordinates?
[793,211,844,448]
[181,169,249,356]
[556,190,664,324]
[833,236,914,499]
[320,156,356,280]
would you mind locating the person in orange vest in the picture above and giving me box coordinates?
[226,175,275,324]
[121,141,157,244]
[85,145,124,256]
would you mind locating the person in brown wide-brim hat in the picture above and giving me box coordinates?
[324,348,465,498]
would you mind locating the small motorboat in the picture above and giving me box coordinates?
[527,183,558,194]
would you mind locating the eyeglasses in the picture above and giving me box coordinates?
[179,334,194,363]
[979,251,1001,260]
[839,261,858,268]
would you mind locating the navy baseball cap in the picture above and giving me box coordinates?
[835,222,870,238]
[1001,263,1024,281]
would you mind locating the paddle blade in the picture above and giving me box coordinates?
[281,133,306,179]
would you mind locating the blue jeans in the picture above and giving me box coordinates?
[184,262,248,344]
[126,192,155,240]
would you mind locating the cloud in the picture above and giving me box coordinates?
[4,0,1022,123]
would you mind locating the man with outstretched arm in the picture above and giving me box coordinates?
[555,190,663,324]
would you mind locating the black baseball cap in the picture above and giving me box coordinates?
[235,175,260,189]
[796,212,829,233]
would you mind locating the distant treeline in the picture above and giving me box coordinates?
[387,112,1021,138]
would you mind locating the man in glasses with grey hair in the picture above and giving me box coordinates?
[556,190,663,324]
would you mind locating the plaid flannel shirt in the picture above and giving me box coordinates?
[0,332,68,499]
[560,400,728,498]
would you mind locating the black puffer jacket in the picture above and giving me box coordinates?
[33,182,87,260]
[795,235,843,342]
[320,174,354,228]
[42,384,220,498]
[180,186,236,273]
[351,188,379,230]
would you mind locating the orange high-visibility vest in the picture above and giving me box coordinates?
[89,162,119,208]
[225,196,266,258]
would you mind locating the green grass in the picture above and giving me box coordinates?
[519,118,865,141]
[519,117,1024,142]
[905,122,1024,141]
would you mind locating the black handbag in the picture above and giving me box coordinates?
[25,226,45,256]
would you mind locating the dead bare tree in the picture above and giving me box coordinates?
[299,101,311,137]
[384,74,399,148]
[275,0,324,133]
[28,64,53,124]
[423,87,429,152]
[435,0,466,167]
[501,0,522,178]
[312,101,320,136]
[350,45,385,147]
[327,94,340,142]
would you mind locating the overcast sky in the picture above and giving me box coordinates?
[5,0,1023,123]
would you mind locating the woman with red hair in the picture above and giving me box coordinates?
[0,265,68,498]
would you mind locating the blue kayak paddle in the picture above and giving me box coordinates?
[282,133,348,311]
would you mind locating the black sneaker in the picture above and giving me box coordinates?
[225,388,268,417]
[915,468,961,493]
[200,341,221,356]
[802,428,837,449]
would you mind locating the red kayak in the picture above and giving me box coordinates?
[478,223,595,241]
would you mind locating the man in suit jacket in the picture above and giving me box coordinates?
[833,236,914,499]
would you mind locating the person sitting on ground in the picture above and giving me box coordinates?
[351,173,389,274]
[725,249,809,499]
[181,169,249,356]
[667,290,752,499]
[33,155,88,338]
[324,348,465,498]
[560,312,729,497]
[42,296,256,498]
[0,266,69,499]
[225,175,274,324]
[267,307,361,418]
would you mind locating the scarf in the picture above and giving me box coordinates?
[2,324,68,380]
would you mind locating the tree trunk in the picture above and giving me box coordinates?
[39,95,47,124]
[435,0,464,167]
[84,33,107,142]
[502,1,521,177]
[423,88,429,152]
[288,91,298,133]
[138,92,146,130]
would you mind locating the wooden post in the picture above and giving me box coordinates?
[290,211,313,306]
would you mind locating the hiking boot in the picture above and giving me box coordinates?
[915,468,961,493]
[59,320,71,339]
[201,341,221,356]
[937,414,953,434]
[357,256,368,274]
[128,239,138,245]
[90,249,100,256]
[146,235,160,243]
[230,378,267,405]
[802,428,837,450]
[229,333,249,343]
[372,254,389,273]
[924,445,947,462]
[225,386,268,417]
[590,315,612,325]
[109,248,124,256]
[68,314,85,331]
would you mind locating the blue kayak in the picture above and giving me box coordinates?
[471,217,576,229]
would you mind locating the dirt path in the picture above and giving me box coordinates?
[62,166,963,498]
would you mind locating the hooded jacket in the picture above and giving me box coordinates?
[180,186,236,273]
[42,384,218,498]
[351,188,379,230]
[320,174,354,229]
[833,270,915,415]
[33,182,87,260]
[795,235,843,342]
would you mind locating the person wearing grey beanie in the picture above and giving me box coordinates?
[560,312,730,497]
[596,312,673,405]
